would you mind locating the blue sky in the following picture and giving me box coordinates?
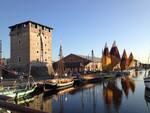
[0,0,150,63]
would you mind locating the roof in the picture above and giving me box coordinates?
[9,20,53,30]
[78,55,101,62]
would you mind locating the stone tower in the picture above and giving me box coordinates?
[9,21,53,76]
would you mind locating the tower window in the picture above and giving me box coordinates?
[37,58,39,62]
[35,24,37,28]
[37,51,39,53]
[45,59,47,61]
[18,40,21,45]
[45,52,47,54]
[45,44,47,46]
[18,57,21,62]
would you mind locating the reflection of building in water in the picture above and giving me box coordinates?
[121,76,135,97]
[27,94,52,113]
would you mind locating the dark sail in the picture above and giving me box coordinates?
[120,49,128,70]
[110,41,121,70]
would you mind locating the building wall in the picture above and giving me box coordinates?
[29,22,52,66]
[10,23,30,68]
[85,62,102,71]
[9,21,53,73]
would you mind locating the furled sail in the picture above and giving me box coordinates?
[120,49,128,70]
[109,41,121,70]
[128,52,134,68]
[102,43,111,71]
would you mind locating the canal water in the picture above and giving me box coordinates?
[16,70,150,113]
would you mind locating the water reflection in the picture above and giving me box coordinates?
[121,76,135,97]
[145,88,150,112]
[103,80,122,113]
[13,70,148,113]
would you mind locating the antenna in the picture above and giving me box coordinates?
[0,40,2,60]
[0,40,2,77]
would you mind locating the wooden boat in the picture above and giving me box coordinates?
[44,44,74,91]
[0,63,36,100]
[0,79,36,101]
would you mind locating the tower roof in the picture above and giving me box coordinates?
[9,20,53,30]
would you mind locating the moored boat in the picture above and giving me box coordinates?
[144,71,150,89]
[44,44,74,91]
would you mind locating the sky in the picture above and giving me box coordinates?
[0,0,150,63]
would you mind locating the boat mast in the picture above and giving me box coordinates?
[91,50,94,71]
[58,44,65,78]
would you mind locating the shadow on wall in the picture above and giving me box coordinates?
[3,60,54,80]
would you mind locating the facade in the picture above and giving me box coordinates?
[9,21,53,75]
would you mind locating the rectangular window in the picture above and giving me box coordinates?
[35,24,37,28]
[18,57,21,62]
[18,39,21,45]
[42,26,44,30]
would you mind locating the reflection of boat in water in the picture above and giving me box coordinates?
[145,88,150,102]
[103,80,122,113]
[44,44,74,91]
[144,88,150,111]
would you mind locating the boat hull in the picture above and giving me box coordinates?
[44,79,74,91]
[144,77,150,89]
[57,80,74,90]
[0,87,36,100]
